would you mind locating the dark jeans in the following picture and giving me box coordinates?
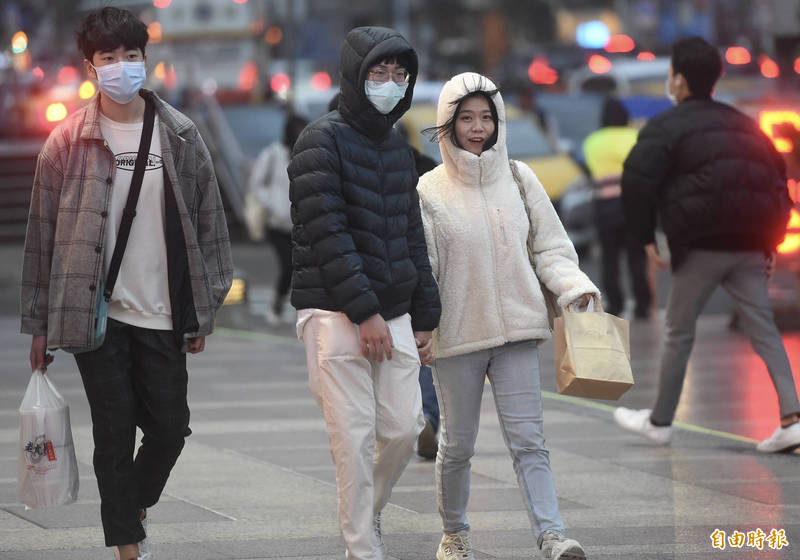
[267,228,293,314]
[419,365,439,432]
[74,318,191,547]
[598,224,651,317]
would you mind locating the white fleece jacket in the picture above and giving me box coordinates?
[418,72,599,359]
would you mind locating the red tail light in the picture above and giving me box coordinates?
[588,54,612,74]
[725,46,751,65]
[605,35,635,54]
[759,55,780,79]
[528,56,558,85]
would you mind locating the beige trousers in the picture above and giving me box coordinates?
[299,310,424,560]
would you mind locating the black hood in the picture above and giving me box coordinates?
[337,26,418,139]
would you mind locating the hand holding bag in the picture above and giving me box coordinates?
[18,370,79,508]
[553,300,634,400]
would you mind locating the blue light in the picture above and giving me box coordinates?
[576,21,610,49]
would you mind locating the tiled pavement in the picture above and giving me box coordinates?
[2,308,800,559]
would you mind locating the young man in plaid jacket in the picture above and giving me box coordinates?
[20,7,232,559]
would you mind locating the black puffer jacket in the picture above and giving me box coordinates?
[622,97,791,269]
[288,27,441,330]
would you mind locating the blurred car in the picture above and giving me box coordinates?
[566,52,775,102]
[400,103,594,254]
[567,56,672,96]
[0,67,91,242]
[293,87,336,121]
[0,68,91,140]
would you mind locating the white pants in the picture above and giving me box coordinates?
[299,310,424,560]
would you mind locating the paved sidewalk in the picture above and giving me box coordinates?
[1,311,800,559]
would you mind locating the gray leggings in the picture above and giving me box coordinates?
[651,250,800,424]
[432,340,563,539]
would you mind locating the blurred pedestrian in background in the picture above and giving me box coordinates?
[582,97,652,319]
[246,113,308,325]
[289,27,440,560]
[419,72,597,560]
[20,7,232,560]
[614,36,800,454]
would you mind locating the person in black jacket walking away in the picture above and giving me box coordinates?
[613,36,800,454]
[288,27,441,560]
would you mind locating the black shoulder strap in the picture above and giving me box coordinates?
[103,96,156,301]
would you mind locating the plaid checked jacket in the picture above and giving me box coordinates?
[20,90,233,351]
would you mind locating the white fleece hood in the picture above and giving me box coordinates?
[417,72,599,359]
[437,72,509,185]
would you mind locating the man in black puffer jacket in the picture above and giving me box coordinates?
[614,36,800,454]
[288,27,440,560]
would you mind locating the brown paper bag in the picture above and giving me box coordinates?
[553,309,633,400]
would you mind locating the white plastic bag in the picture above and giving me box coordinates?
[18,370,79,508]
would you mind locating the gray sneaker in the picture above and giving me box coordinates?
[437,531,474,560]
[539,530,585,560]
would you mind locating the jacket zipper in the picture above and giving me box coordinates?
[377,145,392,286]
[100,140,115,287]
[478,161,508,342]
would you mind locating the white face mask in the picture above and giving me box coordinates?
[92,61,146,104]
[365,80,408,114]
[665,77,678,106]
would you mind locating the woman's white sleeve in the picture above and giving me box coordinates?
[518,162,600,306]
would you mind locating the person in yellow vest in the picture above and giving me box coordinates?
[583,98,652,318]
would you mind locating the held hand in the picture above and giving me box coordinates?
[414,330,434,365]
[30,335,54,373]
[359,314,393,362]
[570,293,594,311]
[766,252,777,280]
[187,336,205,354]
[645,243,669,270]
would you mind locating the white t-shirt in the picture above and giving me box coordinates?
[99,112,172,331]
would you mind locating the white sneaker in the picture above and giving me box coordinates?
[613,407,672,444]
[539,530,586,560]
[757,422,800,453]
[264,308,282,326]
[374,512,387,559]
[112,549,146,560]
[437,531,474,560]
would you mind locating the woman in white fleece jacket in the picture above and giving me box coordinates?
[418,73,598,560]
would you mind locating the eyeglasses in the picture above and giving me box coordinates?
[368,68,409,84]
